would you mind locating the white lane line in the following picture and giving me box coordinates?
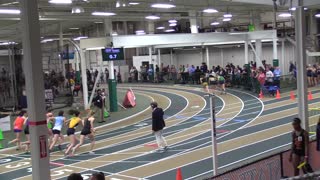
[20,93,207,180]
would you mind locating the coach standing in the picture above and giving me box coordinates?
[151,102,168,152]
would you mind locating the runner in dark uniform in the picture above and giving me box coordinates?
[72,111,96,155]
[289,118,309,176]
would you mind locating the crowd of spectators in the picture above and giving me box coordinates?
[130,60,292,95]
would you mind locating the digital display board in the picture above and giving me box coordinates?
[102,48,124,61]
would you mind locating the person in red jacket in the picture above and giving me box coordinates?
[151,102,168,152]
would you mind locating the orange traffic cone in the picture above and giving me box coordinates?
[259,90,264,99]
[276,90,281,99]
[290,91,295,100]
[308,91,313,100]
[176,168,183,180]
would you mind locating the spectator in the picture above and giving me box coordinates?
[289,118,309,176]
[273,67,281,87]
[188,65,195,84]
[67,173,83,180]
[91,172,105,180]
[265,68,274,86]
[194,66,201,84]
[104,68,109,81]
[170,65,177,81]
[201,62,208,73]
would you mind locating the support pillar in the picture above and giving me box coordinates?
[295,4,309,131]
[170,49,173,66]
[20,0,50,179]
[148,21,155,34]
[80,50,89,109]
[255,39,263,66]
[206,47,210,68]
[273,0,277,29]
[244,41,249,64]
[189,11,198,33]
[59,23,65,76]
[104,19,112,37]
[104,19,117,111]
[108,60,118,112]
[123,21,128,35]
[273,32,279,67]
[158,49,161,68]
[148,47,154,81]
[281,39,285,74]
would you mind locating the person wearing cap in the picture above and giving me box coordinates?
[289,118,309,176]
[150,102,168,152]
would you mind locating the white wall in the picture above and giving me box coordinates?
[132,54,177,73]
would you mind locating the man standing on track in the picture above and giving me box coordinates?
[93,89,106,123]
[151,102,168,152]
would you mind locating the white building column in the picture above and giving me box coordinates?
[158,49,161,67]
[295,4,309,131]
[273,32,278,64]
[189,10,198,33]
[123,21,128,35]
[148,21,155,34]
[206,47,210,68]
[80,50,89,109]
[104,19,112,36]
[281,39,285,74]
[59,23,65,75]
[170,49,173,66]
[20,0,50,179]
[255,39,262,65]
[244,40,249,64]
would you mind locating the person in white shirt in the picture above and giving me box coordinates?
[265,68,274,86]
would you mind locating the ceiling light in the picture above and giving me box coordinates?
[136,31,146,35]
[165,29,175,32]
[145,15,160,20]
[203,8,218,13]
[69,27,80,30]
[112,32,118,36]
[151,3,176,9]
[224,13,232,18]
[156,26,165,30]
[210,22,220,26]
[168,19,177,23]
[135,30,145,33]
[304,7,308,10]
[1,2,19,6]
[289,7,296,11]
[72,6,84,14]
[41,39,54,43]
[0,42,16,46]
[129,2,140,5]
[0,9,20,14]
[169,23,177,27]
[49,0,72,4]
[223,18,231,22]
[315,14,320,18]
[116,1,120,8]
[122,3,126,7]
[92,12,116,16]
[73,36,88,41]
[278,13,292,17]
[94,21,103,24]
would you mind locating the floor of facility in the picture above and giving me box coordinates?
[0,84,319,180]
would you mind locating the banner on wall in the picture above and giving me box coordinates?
[213,155,281,180]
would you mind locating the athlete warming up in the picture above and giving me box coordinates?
[49,111,66,152]
[72,110,96,155]
[150,102,168,153]
[8,110,28,150]
[64,110,81,156]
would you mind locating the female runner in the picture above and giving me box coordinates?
[64,110,81,156]
[8,110,27,150]
[72,111,96,155]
